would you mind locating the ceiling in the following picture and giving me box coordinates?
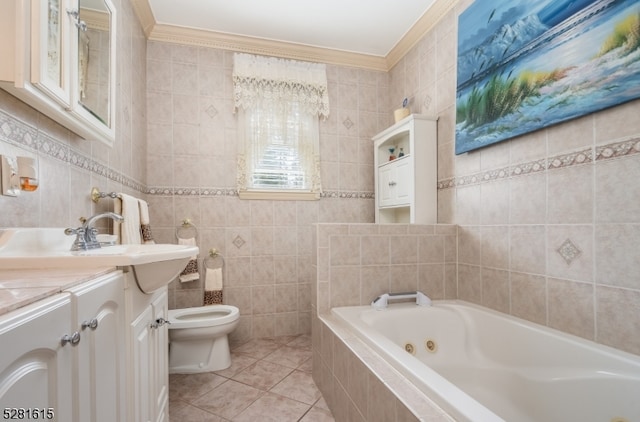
[146,0,436,57]
[134,0,454,70]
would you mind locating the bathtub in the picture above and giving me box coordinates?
[331,301,640,422]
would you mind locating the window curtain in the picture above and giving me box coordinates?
[232,53,329,193]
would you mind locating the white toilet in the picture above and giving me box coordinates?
[167,305,240,373]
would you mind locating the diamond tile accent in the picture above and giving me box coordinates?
[205,104,218,119]
[557,238,582,265]
[342,117,354,129]
[233,235,246,249]
[423,95,432,108]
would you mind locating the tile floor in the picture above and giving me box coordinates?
[169,334,335,421]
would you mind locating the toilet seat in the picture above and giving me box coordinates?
[168,305,239,329]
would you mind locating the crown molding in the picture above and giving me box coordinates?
[148,24,389,71]
[132,0,456,71]
[130,0,155,37]
[385,0,459,69]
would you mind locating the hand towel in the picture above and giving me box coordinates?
[178,237,199,283]
[138,199,155,244]
[204,267,223,305]
[114,193,141,244]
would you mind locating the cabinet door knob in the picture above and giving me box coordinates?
[61,331,81,346]
[388,181,397,186]
[82,318,99,330]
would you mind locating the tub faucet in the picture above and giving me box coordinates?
[65,212,124,251]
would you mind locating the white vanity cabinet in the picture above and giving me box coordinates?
[125,273,170,422]
[373,114,437,224]
[66,272,126,422]
[0,294,75,421]
[0,271,125,422]
[0,0,117,146]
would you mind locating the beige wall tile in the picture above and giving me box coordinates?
[548,278,594,340]
[510,272,547,325]
[509,173,546,224]
[510,225,546,275]
[596,285,640,355]
[361,235,390,265]
[480,226,509,270]
[458,226,481,265]
[481,268,510,314]
[480,180,510,225]
[595,224,640,289]
[595,155,640,223]
[547,165,593,224]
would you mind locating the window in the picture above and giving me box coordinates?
[233,53,329,200]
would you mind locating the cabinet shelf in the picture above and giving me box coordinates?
[373,114,437,224]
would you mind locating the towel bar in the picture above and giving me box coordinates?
[90,187,121,203]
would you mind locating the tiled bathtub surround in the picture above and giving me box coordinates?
[312,223,457,421]
[313,223,457,313]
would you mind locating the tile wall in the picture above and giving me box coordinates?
[388,0,640,356]
[0,0,147,229]
[311,223,457,421]
[144,43,390,345]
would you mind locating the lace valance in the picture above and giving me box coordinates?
[232,53,330,119]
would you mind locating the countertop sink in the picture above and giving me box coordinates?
[0,228,199,293]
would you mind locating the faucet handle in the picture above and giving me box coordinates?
[64,227,85,236]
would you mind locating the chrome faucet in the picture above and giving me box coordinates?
[65,212,124,251]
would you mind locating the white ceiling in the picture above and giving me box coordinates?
[146,0,437,57]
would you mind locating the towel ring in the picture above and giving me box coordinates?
[205,248,224,269]
[176,218,198,240]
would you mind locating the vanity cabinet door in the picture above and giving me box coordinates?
[67,272,125,422]
[150,290,169,422]
[128,287,169,422]
[0,294,74,422]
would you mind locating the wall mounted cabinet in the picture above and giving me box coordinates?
[373,114,437,224]
[0,0,117,146]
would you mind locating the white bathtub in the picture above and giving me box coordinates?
[331,301,640,422]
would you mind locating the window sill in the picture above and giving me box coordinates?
[238,190,320,201]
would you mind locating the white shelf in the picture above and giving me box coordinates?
[373,114,438,224]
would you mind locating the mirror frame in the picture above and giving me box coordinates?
[69,0,116,146]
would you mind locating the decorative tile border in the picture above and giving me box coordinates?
[0,110,145,193]
[595,137,640,161]
[438,138,639,190]
[146,187,375,199]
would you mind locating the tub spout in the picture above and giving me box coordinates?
[371,291,432,310]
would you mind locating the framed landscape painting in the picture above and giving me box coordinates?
[455,0,640,154]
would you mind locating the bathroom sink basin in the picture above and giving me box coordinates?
[0,228,199,293]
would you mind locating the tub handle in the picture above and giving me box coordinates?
[371,291,432,310]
